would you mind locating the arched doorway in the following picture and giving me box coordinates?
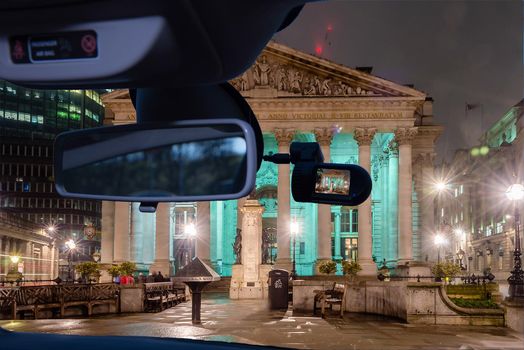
[255,186,278,264]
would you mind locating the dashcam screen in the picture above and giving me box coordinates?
[314,168,350,195]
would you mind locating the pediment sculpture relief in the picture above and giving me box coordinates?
[231,54,380,97]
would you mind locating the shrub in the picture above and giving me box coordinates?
[75,262,101,281]
[342,260,361,277]
[119,261,137,276]
[318,260,337,275]
[107,265,121,278]
[431,262,462,280]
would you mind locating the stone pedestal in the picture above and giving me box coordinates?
[229,199,268,299]
[503,298,524,333]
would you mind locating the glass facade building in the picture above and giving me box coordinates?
[0,81,105,279]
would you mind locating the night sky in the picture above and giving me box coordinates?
[274,0,523,159]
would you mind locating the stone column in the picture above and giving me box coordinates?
[333,206,342,261]
[25,241,33,278]
[0,236,3,275]
[274,128,295,270]
[314,127,334,265]
[50,244,56,278]
[101,201,115,264]
[418,153,436,262]
[354,127,377,276]
[142,212,156,265]
[150,203,173,276]
[196,201,211,264]
[387,143,399,265]
[42,244,50,279]
[113,202,130,263]
[395,128,418,265]
[240,199,265,282]
[130,203,144,264]
[4,238,10,274]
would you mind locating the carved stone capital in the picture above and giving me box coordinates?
[394,127,418,145]
[313,127,334,146]
[274,128,295,147]
[353,127,377,146]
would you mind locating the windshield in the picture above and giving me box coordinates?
[1,1,523,349]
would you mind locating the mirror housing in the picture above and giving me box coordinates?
[54,119,257,203]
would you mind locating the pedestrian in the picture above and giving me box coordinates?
[138,272,146,284]
[146,273,155,283]
[154,271,164,282]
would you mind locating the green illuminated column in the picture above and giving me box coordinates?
[354,127,377,277]
[333,206,342,261]
[130,203,144,264]
[387,142,399,265]
[395,128,418,264]
[274,128,295,270]
[314,127,334,266]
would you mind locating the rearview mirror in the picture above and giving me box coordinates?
[54,119,257,202]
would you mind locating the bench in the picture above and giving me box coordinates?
[4,284,119,319]
[313,282,347,318]
[144,282,186,312]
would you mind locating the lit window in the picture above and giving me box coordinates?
[459,184,464,194]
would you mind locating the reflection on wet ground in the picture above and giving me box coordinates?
[1,293,523,350]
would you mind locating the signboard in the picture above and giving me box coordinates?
[10,30,98,64]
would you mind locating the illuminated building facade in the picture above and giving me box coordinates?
[436,100,523,280]
[100,42,442,277]
[0,82,104,280]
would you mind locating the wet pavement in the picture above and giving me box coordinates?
[1,293,523,350]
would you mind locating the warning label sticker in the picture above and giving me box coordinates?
[10,30,98,63]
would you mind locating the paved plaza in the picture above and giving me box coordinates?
[1,293,523,350]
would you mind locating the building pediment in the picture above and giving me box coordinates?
[230,41,426,100]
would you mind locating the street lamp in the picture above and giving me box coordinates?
[65,239,77,282]
[506,183,524,299]
[435,181,447,192]
[290,218,299,279]
[434,234,447,264]
[185,223,197,260]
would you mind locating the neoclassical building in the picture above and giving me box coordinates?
[100,42,442,277]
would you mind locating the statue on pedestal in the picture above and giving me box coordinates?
[233,228,242,264]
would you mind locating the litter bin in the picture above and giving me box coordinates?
[268,269,289,309]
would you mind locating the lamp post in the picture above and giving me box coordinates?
[506,183,524,299]
[290,219,299,279]
[185,223,197,261]
[434,234,446,264]
[65,239,77,282]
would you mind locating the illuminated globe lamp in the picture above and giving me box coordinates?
[506,183,524,299]
[470,147,480,157]
[479,145,490,156]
